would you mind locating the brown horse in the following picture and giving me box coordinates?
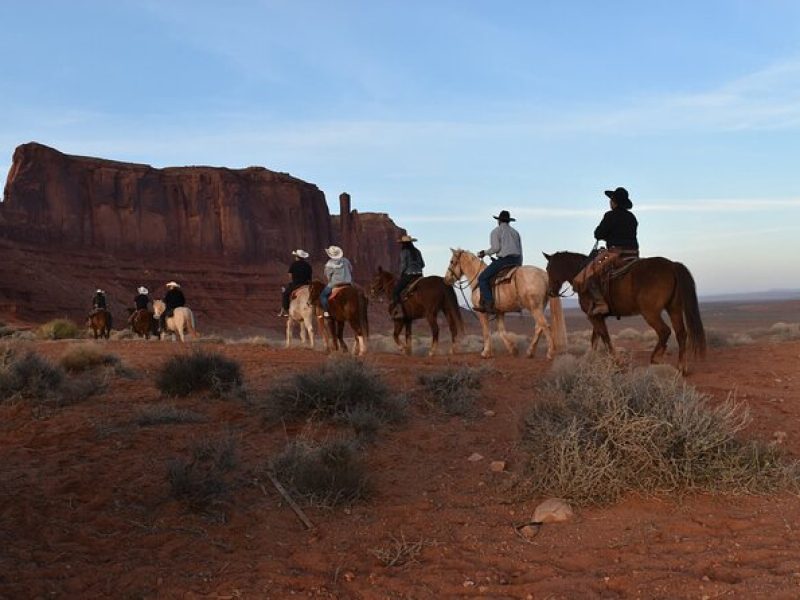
[308,281,369,355]
[128,308,156,339]
[543,251,706,373]
[369,268,464,356]
[87,309,112,339]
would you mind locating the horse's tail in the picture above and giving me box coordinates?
[443,284,465,336]
[548,295,567,354]
[675,262,706,358]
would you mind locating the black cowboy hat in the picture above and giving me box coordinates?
[493,210,516,222]
[604,187,633,209]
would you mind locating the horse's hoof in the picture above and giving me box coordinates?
[480,352,493,359]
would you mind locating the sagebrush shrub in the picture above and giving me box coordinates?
[155,351,243,397]
[168,435,237,510]
[418,367,484,416]
[38,319,82,340]
[59,345,120,373]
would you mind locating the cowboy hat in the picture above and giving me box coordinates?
[95,289,105,294]
[137,286,149,295]
[166,281,180,289]
[291,249,309,258]
[398,235,418,243]
[493,210,516,222]
[325,245,343,259]
[604,187,633,209]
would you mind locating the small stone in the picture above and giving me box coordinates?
[518,525,539,540]
[468,452,484,462]
[490,461,506,472]
[463,579,475,587]
[533,498,574,523]
[343,571,356,582]
[483,409,496,417]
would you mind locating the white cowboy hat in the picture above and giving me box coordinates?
[325,245,343,259]
[96,289,104,294]
[166,281,180,288]
[292,249,309,258]
[137,286,149,295]
[398,235,418,243]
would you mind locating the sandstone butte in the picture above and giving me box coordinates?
[0,142,406,331]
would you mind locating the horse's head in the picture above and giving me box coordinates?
[368,267,394,301]
[543,251,586,297]
[152,299,165,317]
[444,248,465,285]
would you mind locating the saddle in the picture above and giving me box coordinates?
[398,276,424,303]
[290,284,311,300]
[329,283,352,302]
[491,266,519,288]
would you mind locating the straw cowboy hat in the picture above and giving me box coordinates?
[166,281,180,289]
[292,249,309,258]
[493,210,516,222]
[137,286,149,295]
[325,245,344,260]
[96,289,104,294]
[398,235,418,243]
[604,187,633,209]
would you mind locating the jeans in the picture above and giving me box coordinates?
[478,255,522,303]
[392,273,421,304]
[320,285,333,311]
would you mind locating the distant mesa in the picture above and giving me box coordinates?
[0,142,405,327]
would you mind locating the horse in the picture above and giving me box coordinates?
[285,284,328,349]
[87,309,112,340]
[543,251,706,374]
[444,248,566,359]
[128,308,156,339]
[308,282,369,355]
[369,267,464,356]
[152,299,197,342]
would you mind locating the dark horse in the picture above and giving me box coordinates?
[308,281,369,355]
[543,251,706,374]
[87,309,112,340]
[369,268,464,356]
[127,308,156,339]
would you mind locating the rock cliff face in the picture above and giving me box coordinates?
[0,142,405,328]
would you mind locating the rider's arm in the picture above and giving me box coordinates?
[482,227,501,256]
[594,211,613,241]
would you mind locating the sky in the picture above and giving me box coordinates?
[2,0,800,295]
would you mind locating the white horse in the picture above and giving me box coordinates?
[285,285,327,349]
[153,299,197,342]
[444,248,567,359]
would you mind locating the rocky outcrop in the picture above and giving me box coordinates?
[0,142,405,327]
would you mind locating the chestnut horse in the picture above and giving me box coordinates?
[87,309,112,340]
[128,309,156,339]
[444,249,566,359]
[543,251,706,374]
[369,268,464,356]
[308,282,369,355]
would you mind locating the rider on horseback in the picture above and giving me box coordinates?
[128,286,150,326]
[320,245,353,318]
[92,289,107,313]
[278,249,312,317]
[476,210,522,313]
[575,187,639,316]
[389,235,425,319]
[159,281,186,333]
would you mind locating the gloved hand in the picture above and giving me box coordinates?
[477,250,486,259]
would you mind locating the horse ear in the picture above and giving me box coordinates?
[542,252,551,261]
[449,247,455,253]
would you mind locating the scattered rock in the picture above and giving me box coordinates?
[517,524,540,540]
[468,452,484,462]
[533,498,574,523]
[489,461,506,472]
[483,409,496,417]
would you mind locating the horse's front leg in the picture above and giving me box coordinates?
[337,321,348,353]
[495,313,518,356]
[590,316,614,354]
[426,312,439,357]
[477,313,493,358]
[392,319,405,352]
[403,320,413,356]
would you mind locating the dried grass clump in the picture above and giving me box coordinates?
[418,367,485,416]
[135,403,206,427]
[59,345,120,373]
[269,438,369,507]
[0,346,64,401]
[261,356,405,432]
[521,353,799,505]
[768,322,800,342]
[168,435,238,510]
[155,351,243,397]
[38,319,83,340]
[370,533,429,567]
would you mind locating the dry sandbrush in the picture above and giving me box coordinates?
[417,366,486,416]
[520,353,800,505]
[155,350,243,398]
[260,356,406,438]
[168,434,238,512]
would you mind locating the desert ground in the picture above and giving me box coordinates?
[1,299,800,599]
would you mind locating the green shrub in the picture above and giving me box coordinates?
[269,438,369,506]
[520,354,799,506]
[38,319,82,340]
[155,351,243,397]
[262,356,405,430]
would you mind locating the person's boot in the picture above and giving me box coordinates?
[587,284,609,316]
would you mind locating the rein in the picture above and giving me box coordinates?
[447,252,493,321]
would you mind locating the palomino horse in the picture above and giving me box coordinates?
[369,268,464,356]
[308,283,369,356]
[444,249,566,359]
[128,309,156,339]
[285,283,329,349]
[152,299,197,342]
[543,251,706,374]
[87,309,112,339]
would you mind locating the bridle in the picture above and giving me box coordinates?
[446,251,487,319]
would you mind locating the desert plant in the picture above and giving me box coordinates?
[269,438,369,506]
[59,345,120,373]
[520,353,800,506]
[168,435,238,510]
[38,318,82,340]
[135,403,206,427]
[370,533,428,567]
[155,351,243,397]
[262,356,405,429]
[0,350,64,401]
[418,366,485,416]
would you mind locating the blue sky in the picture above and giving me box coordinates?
[2,1,800,294]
